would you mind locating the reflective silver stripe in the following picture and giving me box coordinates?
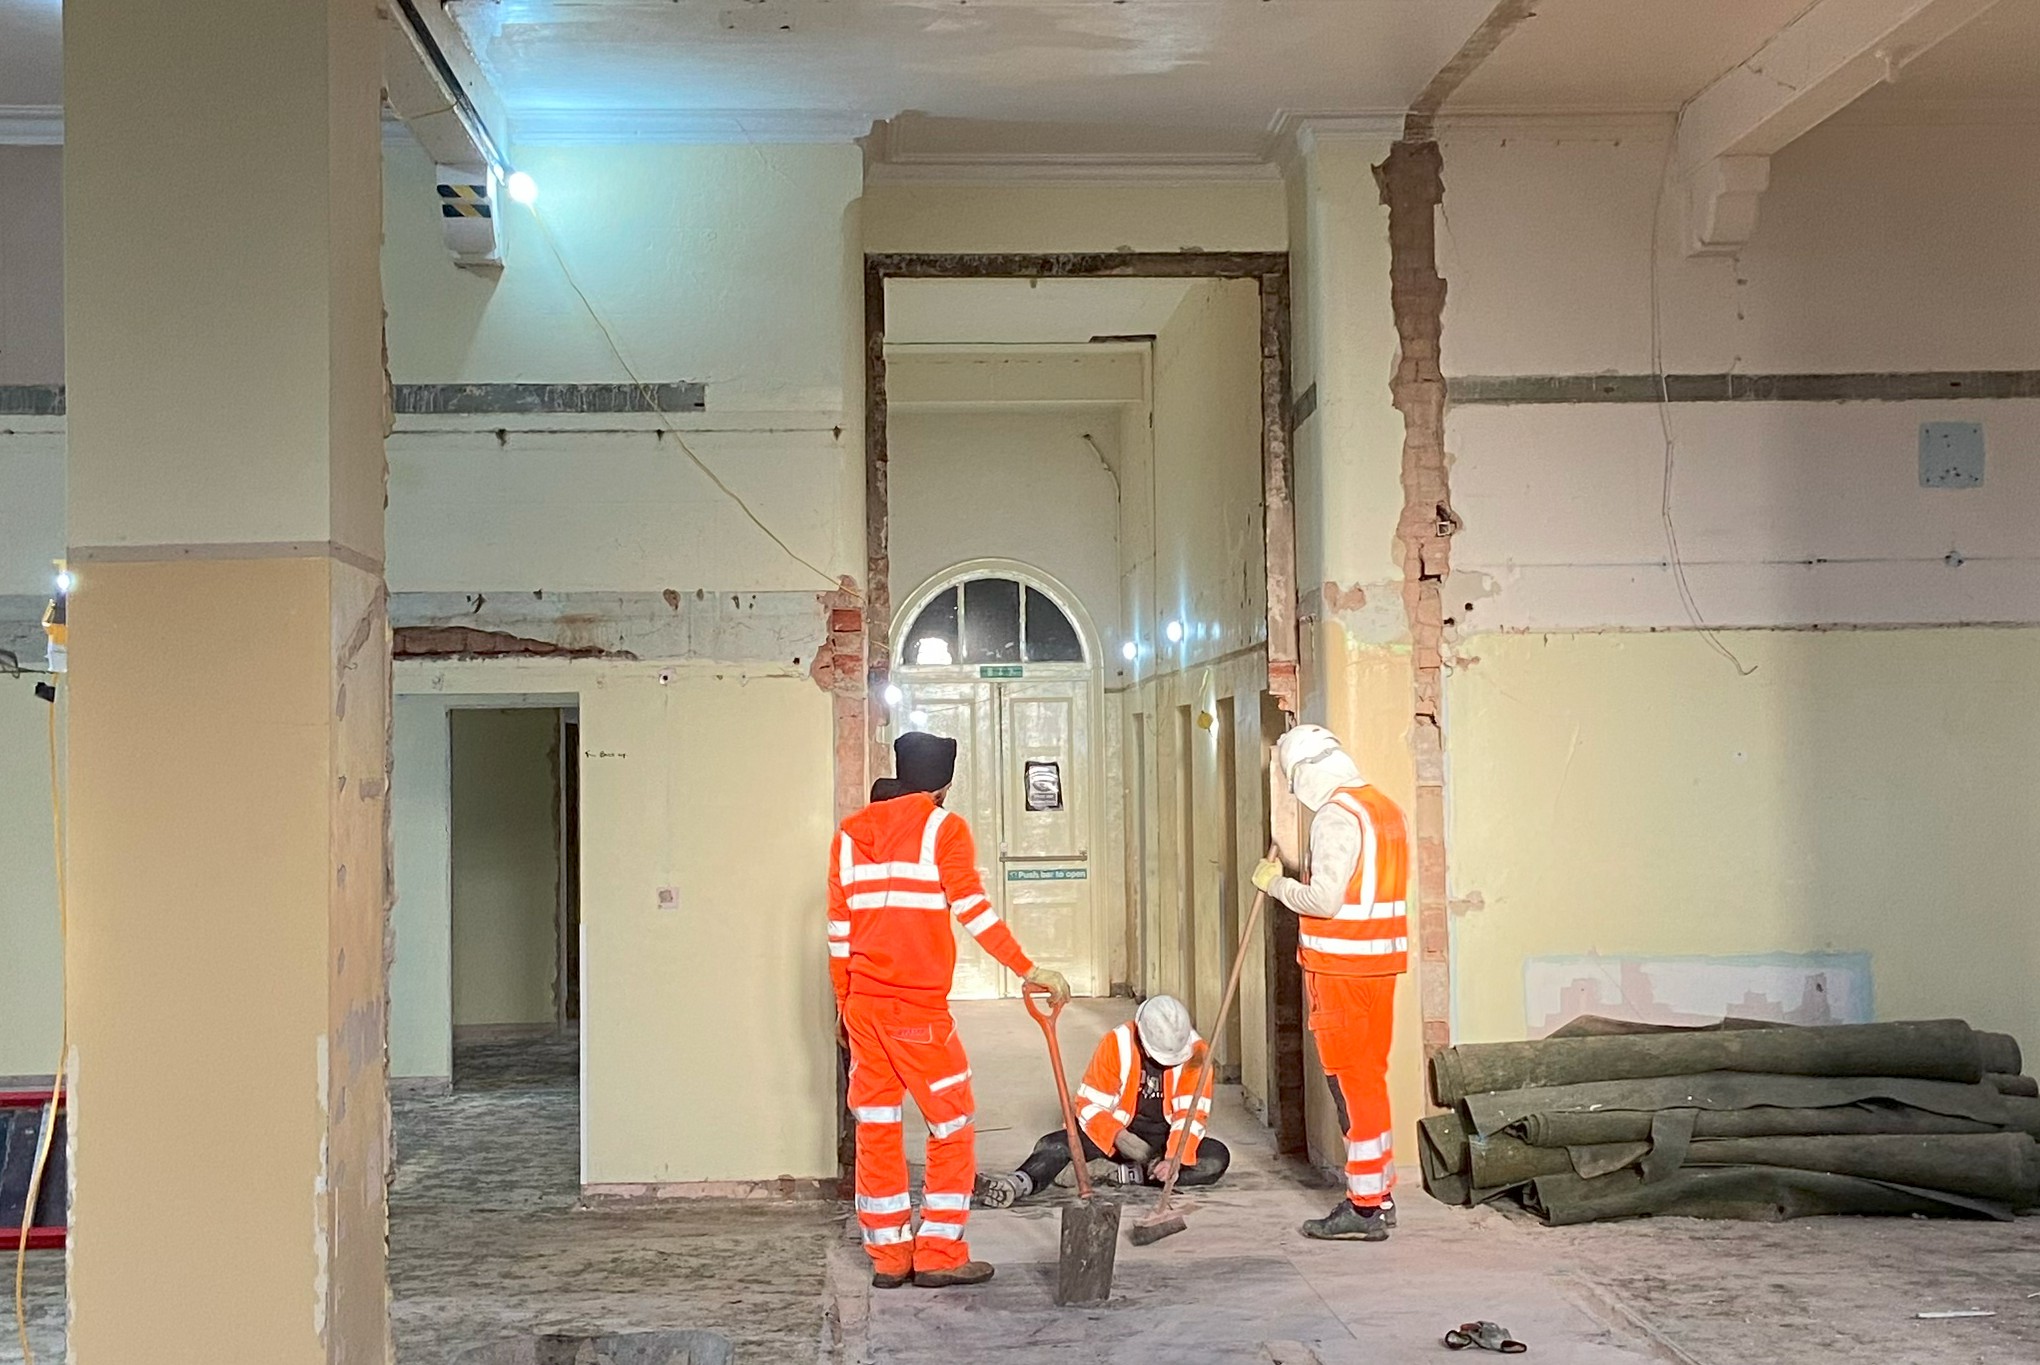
[1347,1170,1390,1197]
[1299,933,1408,956]
[928,1113,974,1139]
[1076,1101,1110,1127]
[961,909,1000,936]
[1346,1135,1388,1163]
[917,1221,965,1241]
[828,942,850,958]
[921,1192,971,1212]
[838,832,854,885]
[861,1225,912,1245]
[827,919,851,937]
[848,860,941,884]
[1333,899,1406,923]
[854,1105,904,1124]
[847,890,950,911]
[951,893,988,915]
[856,1192,911,1215]
[1076,1084,1119,1110]
[920,806,950,864]
[930,1068,972,1093]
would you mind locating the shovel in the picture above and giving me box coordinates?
[1129,842,1281,1247]
[1023,985,1119,1306]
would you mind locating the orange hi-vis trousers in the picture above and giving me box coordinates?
[845,994,977,1275]
[1308,971,1397,1209]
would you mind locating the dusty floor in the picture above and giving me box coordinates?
[7,1003,2040,1363]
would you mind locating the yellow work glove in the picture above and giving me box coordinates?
[1024,965,1072,1005]
[1252,858,1284,894]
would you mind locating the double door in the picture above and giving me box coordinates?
[902,675,1095,999]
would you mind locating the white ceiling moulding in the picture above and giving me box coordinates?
[0,106,63,146]
[510,107,880,146]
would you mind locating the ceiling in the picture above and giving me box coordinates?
[887,278,1196,345]
[1438,0,1816,114]
[1844,0,2040,117]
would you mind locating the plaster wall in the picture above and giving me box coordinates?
[390,696,453,1082]
[450,708,561,1029]
[862,179,1287,255]
[0,145,62,385]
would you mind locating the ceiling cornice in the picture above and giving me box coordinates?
[865,155,1281,185]
[0,106,64,146]
[509,106,879,146]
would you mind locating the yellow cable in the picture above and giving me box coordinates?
[14,690,67,1365]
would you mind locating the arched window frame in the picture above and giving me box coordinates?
[890,562,1096,674]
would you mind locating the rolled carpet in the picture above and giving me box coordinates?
[1980,1032,2024,1076]
[1517,1101,2002,1148]
[1431,1019,1987,1107]
[1988,1074,2039,1098]
[1675,1132,2040,1207]
[1525,1165,2015,1227]
[1463,1071,2008,1138]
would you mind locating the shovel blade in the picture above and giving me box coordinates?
[1054,1198,1120,1306]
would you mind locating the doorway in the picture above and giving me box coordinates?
[893,570,1102,998]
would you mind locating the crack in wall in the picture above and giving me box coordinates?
[1378,138,1456,1061]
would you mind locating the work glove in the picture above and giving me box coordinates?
[1113,1130,1155,1164]
[1251,858,1285,894]
[1024,965,1072,1005]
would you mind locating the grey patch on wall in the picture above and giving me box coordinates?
[1448,371,2040,405]
[1291,383,1318,427]
[1524,951,1873,1039]
[392,382,706,415]
[391,590,826,665]
[0,597,49,666]
[0,385,64,416]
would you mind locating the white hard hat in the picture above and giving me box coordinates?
[1135,995,1196,1067]
[1275,724,1361,811]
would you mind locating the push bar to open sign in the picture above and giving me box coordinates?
[1006,867,1088,882]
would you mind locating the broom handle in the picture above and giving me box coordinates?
[1152,842,1281,1213]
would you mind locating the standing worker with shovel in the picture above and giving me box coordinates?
[1253,725,1410,1243]
[828,731,1071,1289]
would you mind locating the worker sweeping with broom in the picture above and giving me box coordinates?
[828,731,1071,1289]
[1253,725,1409,1243]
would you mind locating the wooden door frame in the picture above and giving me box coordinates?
[854,252,1308,1162]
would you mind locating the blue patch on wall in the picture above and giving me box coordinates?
[1523,951,1873,1038]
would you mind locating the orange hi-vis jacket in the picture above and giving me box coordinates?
[828,793,1035,1009]
[1074,1022,1214,1167]
[1297,784,1410,978]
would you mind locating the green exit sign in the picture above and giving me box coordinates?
[979,665,1024,679]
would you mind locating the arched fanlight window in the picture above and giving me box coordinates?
[902,577,1085,666]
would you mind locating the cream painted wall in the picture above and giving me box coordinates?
[451,708,561,1028]
[390,697,453,1080]
[0,145,62,385]
[890,407,1125,650]
[1448,629,2040,1052]
[400,658,837,1185]
[863,180,1287,255]
[0,429,62,596]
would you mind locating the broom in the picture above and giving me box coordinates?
[1128,842,1281,1247]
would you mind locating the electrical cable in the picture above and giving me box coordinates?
[1650,114,1755,678]
[521,201,851,598]
[13,689,66,1365]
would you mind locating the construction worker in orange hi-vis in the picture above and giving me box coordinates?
[1253,725,1409,1243]
[828,730,1072,1289]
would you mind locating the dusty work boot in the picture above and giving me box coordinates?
[914,1261,996,1289]
[973,1171,1031,1209]
[871,1268,913,1290]
[1301,1200,1390,1242]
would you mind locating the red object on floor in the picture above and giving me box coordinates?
[1,1086,68,1248]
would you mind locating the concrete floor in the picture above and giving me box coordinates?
[7,1002,2040,1363]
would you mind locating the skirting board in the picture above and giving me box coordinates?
[391,1076,453,1099]
[453,1023,562,1044]
[582,1177,839,1204]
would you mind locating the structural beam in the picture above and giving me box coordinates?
[1677,0,2001,254]
[380,0,510,268]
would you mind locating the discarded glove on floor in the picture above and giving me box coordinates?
[1418,1016,2040,1226]
[1443,1321,1527,1353]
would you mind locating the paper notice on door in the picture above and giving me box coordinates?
[1024,759,1063,811]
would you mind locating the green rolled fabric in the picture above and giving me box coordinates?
[1431,1020,1987,1107]
[1988,1073,2039,1098]
[1676,1132,2040,1206]
[1518,1102,2002,1148]
[1465,1133,1575,1189]
[1464,1071,2008,1138]
[1545,1015,1779,1040]
[1526,1165,2015,1226]
[2004,1096,2040,1138]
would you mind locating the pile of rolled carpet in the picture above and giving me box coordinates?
[1418,1017,2040,1225]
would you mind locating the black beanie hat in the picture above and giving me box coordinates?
[894,731,958,795]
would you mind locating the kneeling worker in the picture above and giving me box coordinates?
[974,995,1229,1207]
[829,731,1070,1289]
